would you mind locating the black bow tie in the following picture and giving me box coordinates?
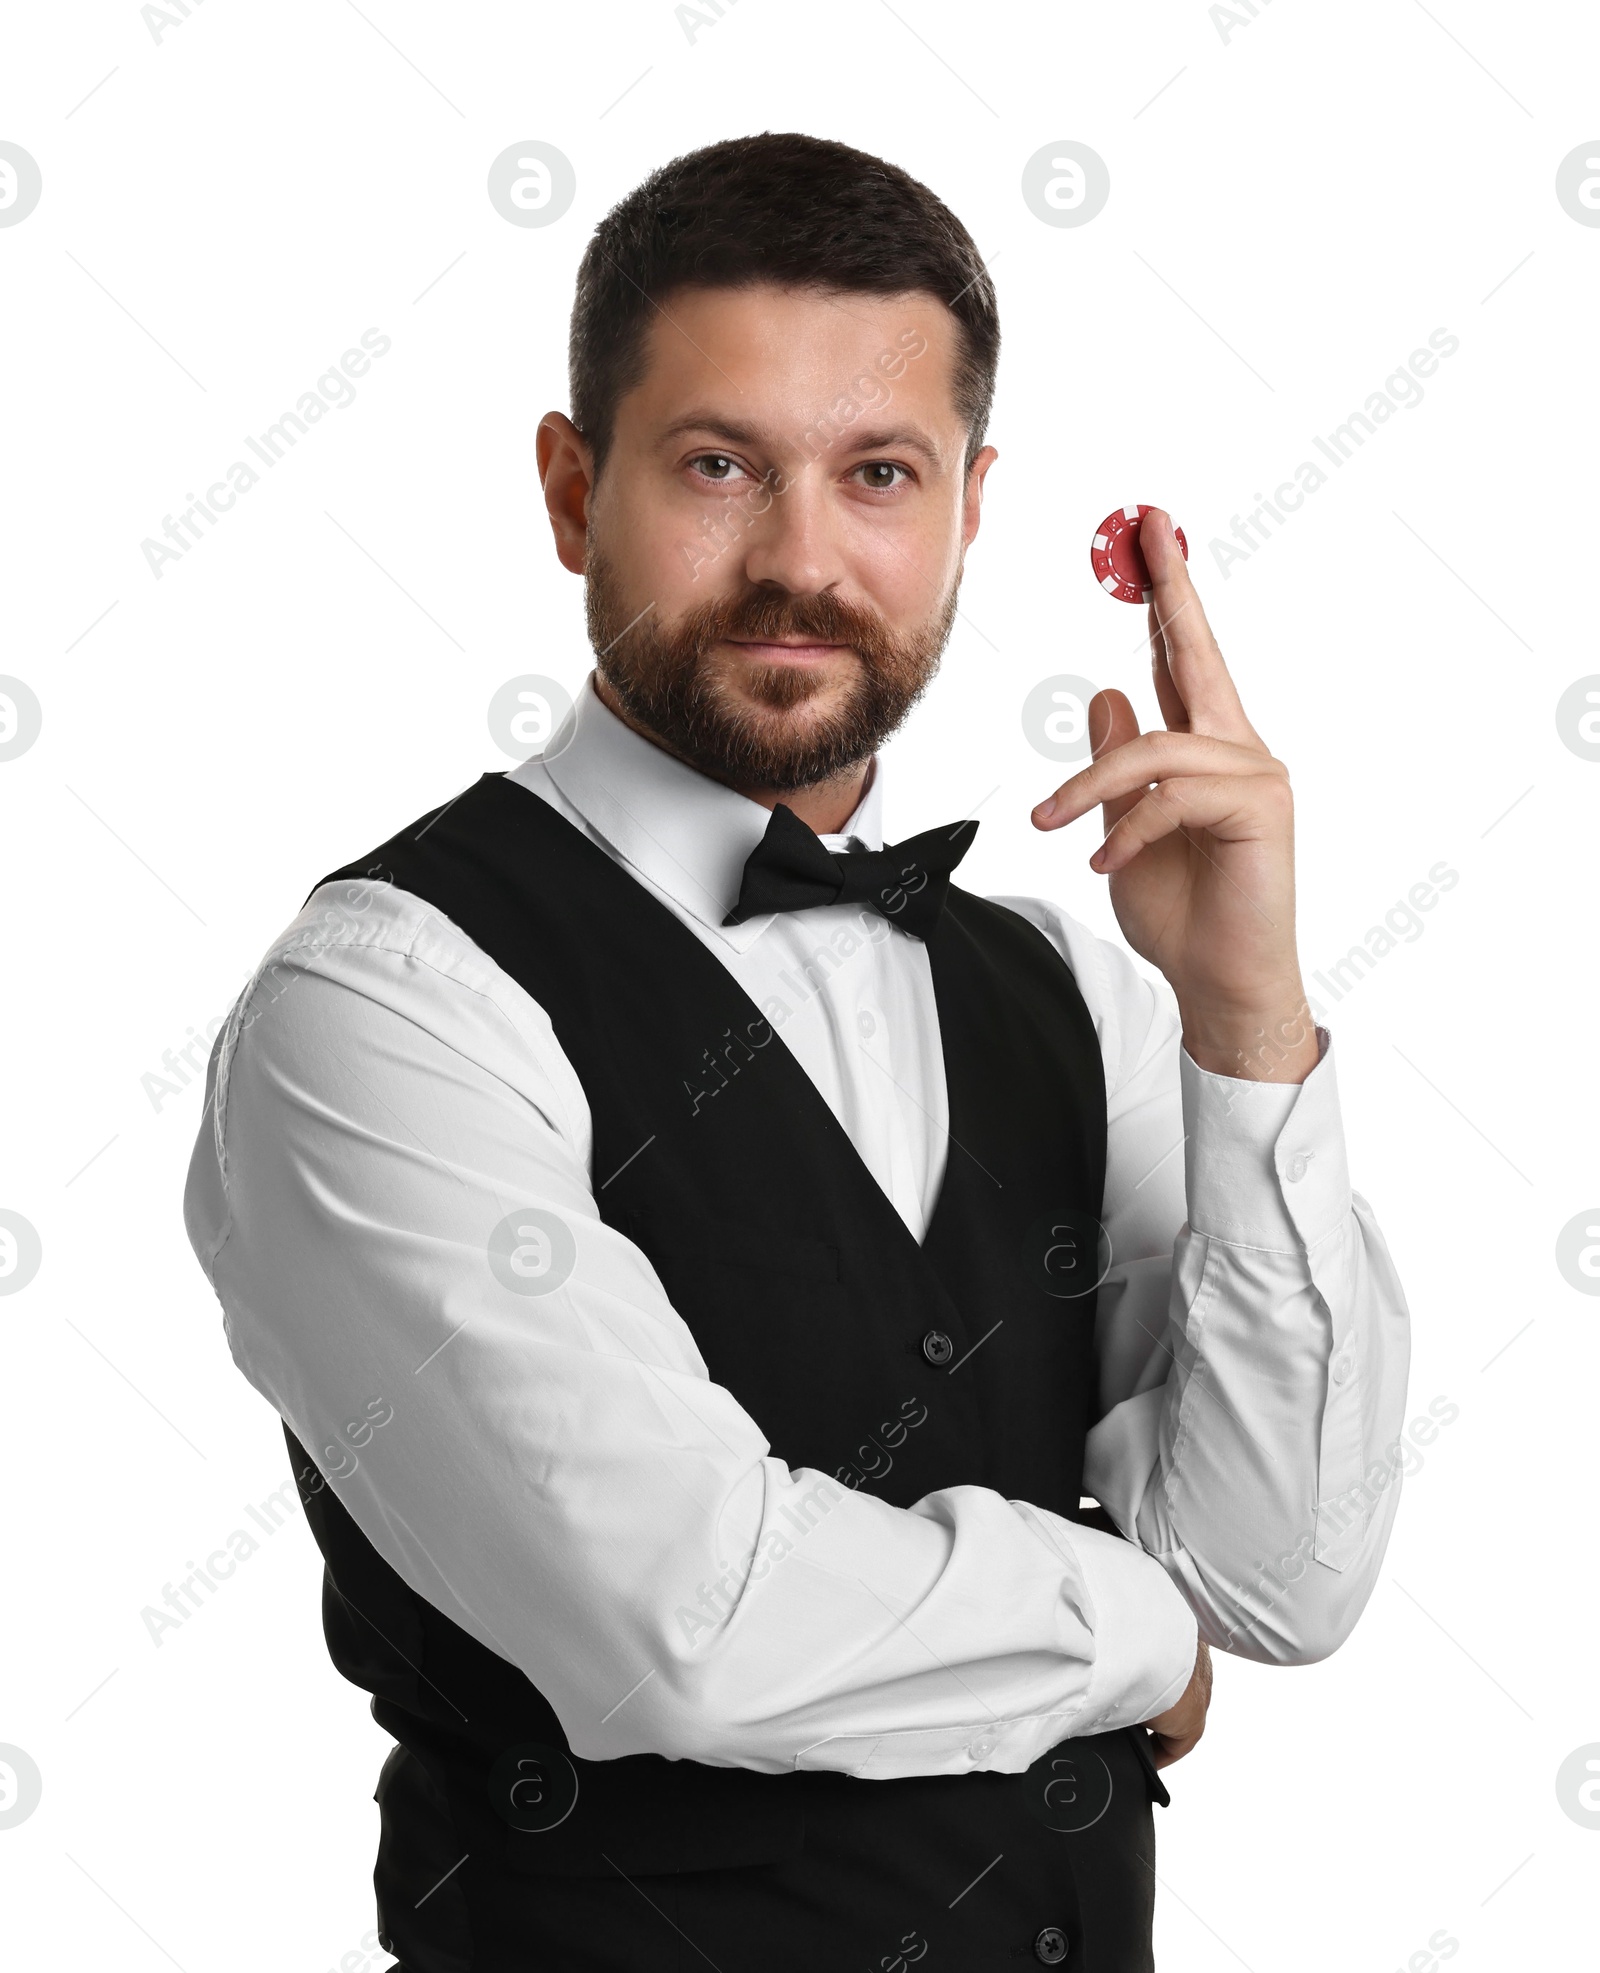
[722,803,979,941]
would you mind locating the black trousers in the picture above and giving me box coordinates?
[380,1727,1167,1972]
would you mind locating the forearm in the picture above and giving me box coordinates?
[1089,1030,1413,1662]
[1090,1195,1412,1660]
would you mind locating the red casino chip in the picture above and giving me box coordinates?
[1090,505,1188,604]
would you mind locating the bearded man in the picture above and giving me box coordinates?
[184,131,1410,1972]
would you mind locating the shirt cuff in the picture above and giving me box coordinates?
[1022,1507,1199,1733]
[1181,1025,1352,1251]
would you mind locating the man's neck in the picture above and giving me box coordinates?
[591,671,871,835]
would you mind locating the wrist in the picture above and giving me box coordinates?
[1177,983,1320,1084]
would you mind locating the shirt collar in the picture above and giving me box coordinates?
[508,669,885,950]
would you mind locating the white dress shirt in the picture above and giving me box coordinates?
[183,670,1411,1782]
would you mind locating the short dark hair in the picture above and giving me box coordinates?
[568,132,999,481]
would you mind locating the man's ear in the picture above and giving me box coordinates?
[537,412,594,576]
[961,443,999,551]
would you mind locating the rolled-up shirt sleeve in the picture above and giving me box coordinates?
[992,896,1412,1666]
[183,890,1198,1783]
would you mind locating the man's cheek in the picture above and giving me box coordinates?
[677,535,723,581]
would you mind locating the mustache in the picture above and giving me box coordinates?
[678,587,892,656]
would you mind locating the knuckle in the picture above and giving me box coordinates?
[1263,774,1295,817]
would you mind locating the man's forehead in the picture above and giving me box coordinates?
[623,283,962,447]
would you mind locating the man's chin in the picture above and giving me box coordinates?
[709,646,856,714]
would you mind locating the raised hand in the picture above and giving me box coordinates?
[1032,510,1318,1083]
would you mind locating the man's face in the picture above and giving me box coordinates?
[575,283,994,795]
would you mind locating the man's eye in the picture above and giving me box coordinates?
[690,453,748,482]
[854,461,909,491]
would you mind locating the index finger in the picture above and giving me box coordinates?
[1142,508,1252,740]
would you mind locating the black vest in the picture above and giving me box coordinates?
[287,771,1168,1969]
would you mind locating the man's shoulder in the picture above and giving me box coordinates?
[262,871,501,998]
[976,889,1110,999]
[207,859,582,1152]
[270,769,584,1001]
[223,853,552,1078]
[979,889,1176,1095]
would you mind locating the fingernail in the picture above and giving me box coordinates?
[1089,847,1107,870]
[1032,797,1056,824]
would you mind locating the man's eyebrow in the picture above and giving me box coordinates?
[847,425,946,466]
[655,413,946,466]
[655,413,770,452]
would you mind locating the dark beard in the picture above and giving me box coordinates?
[584,540,958,795]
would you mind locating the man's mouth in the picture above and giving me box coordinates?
[722,637,852,664]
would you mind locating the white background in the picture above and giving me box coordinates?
[3,1,1597,1967]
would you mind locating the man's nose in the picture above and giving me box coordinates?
[739,470,848,596]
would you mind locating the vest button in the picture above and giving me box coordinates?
[921,1329,954,1366]
[1033,1926,1069,1964]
